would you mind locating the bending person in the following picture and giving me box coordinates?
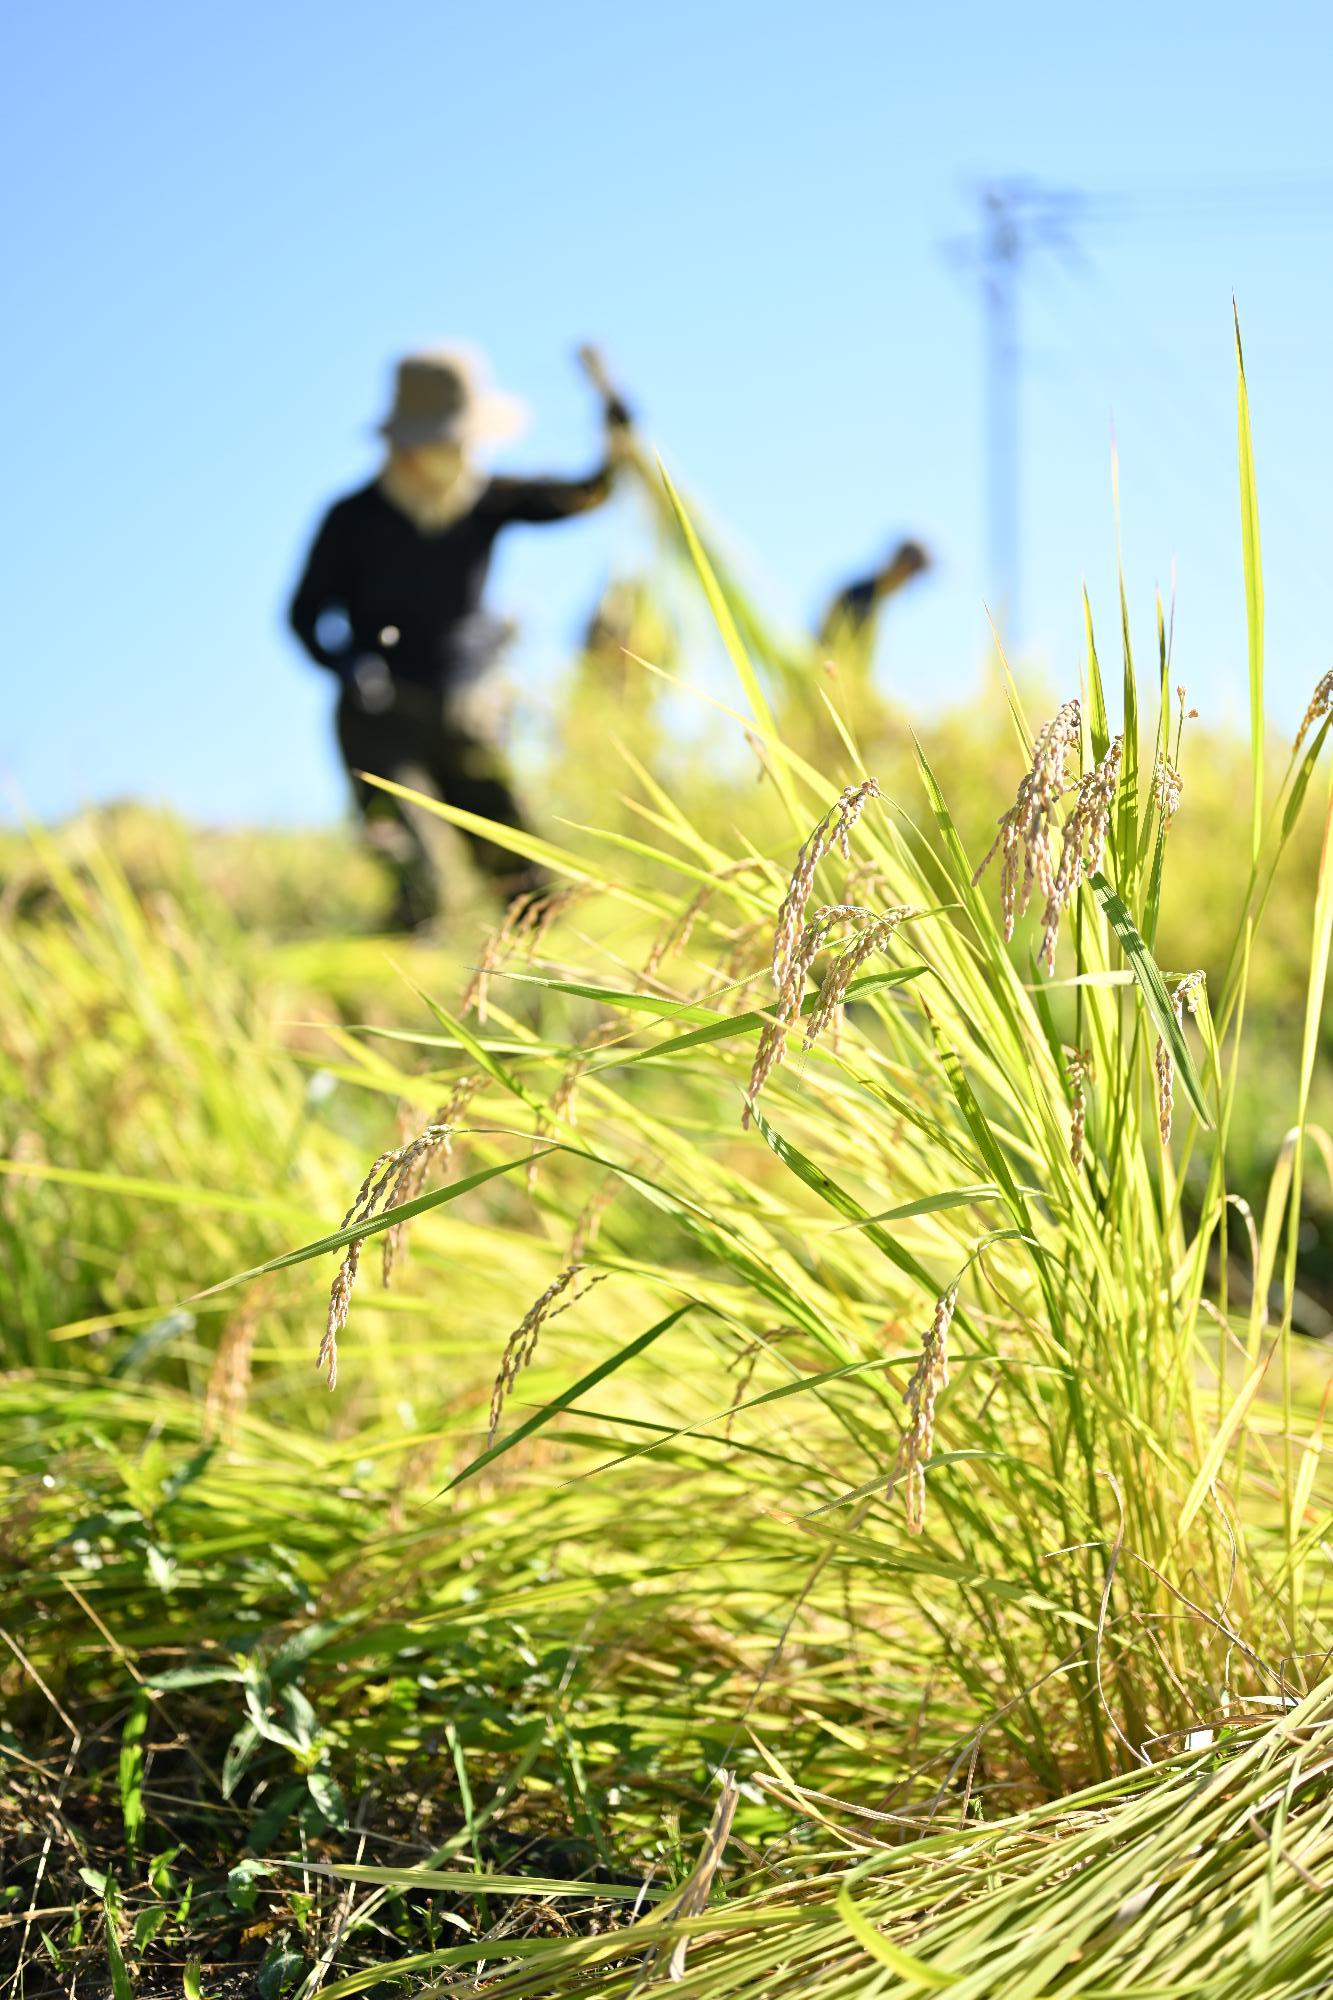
[289,345,631,930]
[816,538,932,662]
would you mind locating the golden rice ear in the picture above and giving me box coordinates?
[973,699,1082,942]
[487,1266,608,1444]
[1066,1049,1093,1174]
[889,1286,959,1535]
[771,780,881,989]
[744,788,884,1127]
[1295,669,1333,751]
[1038,735,1122,972]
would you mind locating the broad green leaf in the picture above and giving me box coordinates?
[845,1185,1008,1229]
[0,1156,302,1222]
[118,1692,148,1862]
[145,1665,246,1690]
[102,1881,133,2000]
[404,978,545,1113]
[746,1102,940,1293]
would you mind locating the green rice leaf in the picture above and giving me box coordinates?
[1083,587,1111,764]
[302,1860,668,1900]
[588,968,925,1073]
[193,1151,551,1299]
[1283,714,1332,839]
[1235,305,1265,863]
[657,459,799,821]
[403,979,546,1114]
[1088,870,1210,1126]
[447,1303,694,1487]
[834,1887,958,1985]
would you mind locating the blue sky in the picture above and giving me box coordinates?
[5,0,1332,824]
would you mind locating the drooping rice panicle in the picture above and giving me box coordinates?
[488,1264,606,1441]
[1294,668,1333,751]
[802,905,913,1050]
[743,903,858,1123]
[461,882,588,1022]
[640,858,766,987]
[319,1093,488,1385]
[771,780,881,990]
[569,1178,618,1262]
[1066,1049,1092,1174]
[1037,734,1123,971]
[528,1018,622,1191]
[889,1285,957,1534]
[382,1074,485,1285]
[1155,754,1183,826]
[973,699,1081,939]
[1154,970,1207,1144]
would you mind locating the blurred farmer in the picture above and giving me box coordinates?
[289,346,631,929]
[816,539,932,661]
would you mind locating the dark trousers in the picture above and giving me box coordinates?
[336,689,544,929]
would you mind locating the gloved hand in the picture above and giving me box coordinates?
[347,654,395,714]
[577,343,635,431]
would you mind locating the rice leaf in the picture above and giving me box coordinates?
[834,1887,958,1985]
[447,1303,694,1487]
[1283,714,1333,839]
[1083,587,1111,764]
[1088,870,1211,1126]
[589,969,925,1073]
[1235,305,1265,864]
[1177,1350,1271,1536]
[302,1860,668,1900]
[657,458,799,821]
[192,1151,551,1298]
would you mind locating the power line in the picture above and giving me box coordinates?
[944,176,1333,653]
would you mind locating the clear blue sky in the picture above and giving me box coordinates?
[5,0,1332,824]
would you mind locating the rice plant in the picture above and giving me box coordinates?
[3,323,1332,1996]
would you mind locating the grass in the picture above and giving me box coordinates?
[3,327,1333,1997]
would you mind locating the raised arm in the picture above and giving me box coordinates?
[490,361,635,525]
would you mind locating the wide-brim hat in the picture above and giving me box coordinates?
[377,345,529,449]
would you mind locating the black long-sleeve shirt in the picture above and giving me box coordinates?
[288,466,614,691]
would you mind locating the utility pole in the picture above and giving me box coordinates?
[949,181,1085,649]
[981,188,1021,643]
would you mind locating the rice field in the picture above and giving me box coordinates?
[4,333,1333,1998]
